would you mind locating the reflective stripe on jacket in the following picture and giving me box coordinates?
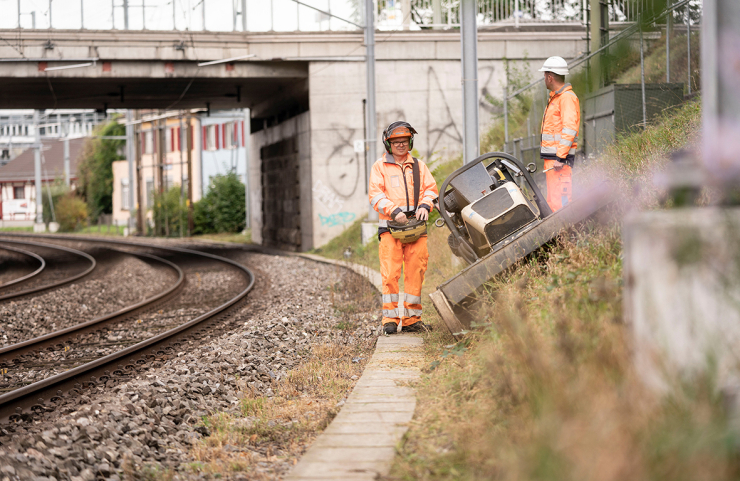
[540,83,580,159]
[368,152,438,227]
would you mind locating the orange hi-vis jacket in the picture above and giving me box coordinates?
[540,83,580,160]
[369,152,438,228]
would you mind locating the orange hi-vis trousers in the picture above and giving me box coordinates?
[544,158,573,212]
[379,233,428,327]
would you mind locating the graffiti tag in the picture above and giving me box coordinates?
[312,179,345,214]
[319,212,356,227]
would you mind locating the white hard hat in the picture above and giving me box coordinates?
[538,56,569,76]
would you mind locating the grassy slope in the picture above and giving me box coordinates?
[384,99,740,481]
[617,32,701,93]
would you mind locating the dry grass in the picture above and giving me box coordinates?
[188,340,375,479]
[187,269,377,479]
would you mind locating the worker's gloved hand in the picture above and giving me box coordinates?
[394,212,408,224]
[553,159,565,170]
[416,208,429,221]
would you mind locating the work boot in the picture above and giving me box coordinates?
[402,321,430,333]
[383,322,398,335]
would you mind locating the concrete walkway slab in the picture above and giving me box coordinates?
[284,335,424,481]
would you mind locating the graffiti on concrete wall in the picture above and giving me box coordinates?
[312,179,345,214]
[323,124,361,198]
[319,211,356,227]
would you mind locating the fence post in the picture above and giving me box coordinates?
[503,86,508,152]
[639,21,647,129]
[686,6,691,95]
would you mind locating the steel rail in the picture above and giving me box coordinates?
[0,235,255,424]
[0,239,96,301]
[0,244,46,289]
[0,249,184,364]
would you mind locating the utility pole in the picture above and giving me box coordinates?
[243,108,251,230]
[80,0,84,29]
[17,0,20,28]
[461,0,479,164]
[365,0,378,221]
[589,0,607,90]
[186,116,194,234]
[123,0,129,29]
[63,130,70,187]
[135,115,144,235]
[33,110,43,227]
[126,110,135,233]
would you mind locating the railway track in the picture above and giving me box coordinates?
[0,244,45,289]
[0,235,256,425]
[0,239,96,301]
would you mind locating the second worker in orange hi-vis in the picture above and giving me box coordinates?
[538,56,581,211]
[369,121,439,335]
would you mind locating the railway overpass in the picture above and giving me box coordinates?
[0,26,587,249]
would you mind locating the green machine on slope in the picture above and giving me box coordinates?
[430,152,614,337]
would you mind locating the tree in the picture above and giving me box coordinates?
[77,120,125,220]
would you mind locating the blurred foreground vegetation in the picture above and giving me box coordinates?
[385,100,734,481]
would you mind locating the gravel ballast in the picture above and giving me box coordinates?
[0,253,176,348]
[0,249,380,480]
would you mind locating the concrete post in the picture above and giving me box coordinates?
[243,108,251,230]
[17,0,20,28]
[49,0,52,28]
[702,0,740,190]
[126,110,135,232]
[33,110,43,226]
[432,0,441,27]
[241,0,247,31]
[461,0,479,164]
[135,115,144,235]
[80,0,84,29]
[123,0,128,29]
[365,0,378,221]
[142,0,146,29]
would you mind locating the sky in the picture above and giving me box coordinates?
[1,0,362,32]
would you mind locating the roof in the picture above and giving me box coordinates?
[0,137,87,183]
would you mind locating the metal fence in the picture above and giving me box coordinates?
[3,0,679,32]
[502,0,700,161]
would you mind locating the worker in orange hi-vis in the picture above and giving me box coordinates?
[368,121,439,335]
[539,56,581,211]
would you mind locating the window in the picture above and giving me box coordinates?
[146,178,154,207]
[205,125,218,151]
[165,128,173,153]
[144,131,154,154]
[224,122,237,149]
[13,186,24,199]
[121,179,130,211]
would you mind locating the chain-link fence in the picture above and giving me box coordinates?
[502,0,700,163]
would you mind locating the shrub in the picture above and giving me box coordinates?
[41,179,70,226]
[55,195,88,232]
[152,186,187,237]
[193,172,246,234]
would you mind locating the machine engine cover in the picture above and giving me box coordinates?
[461,182,538,248]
